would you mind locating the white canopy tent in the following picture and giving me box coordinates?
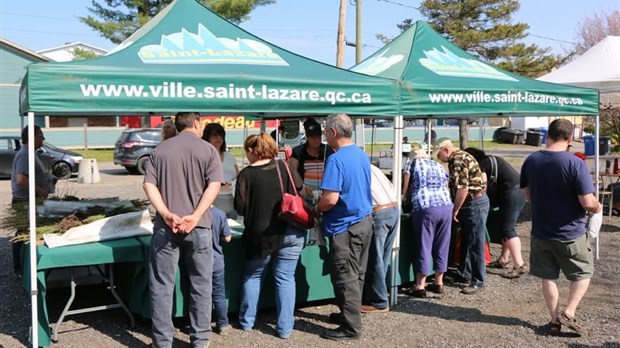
[538,35,620,107]
[538,36,620,259]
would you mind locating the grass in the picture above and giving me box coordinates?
[77,141,511,163]
[78,149,115,162]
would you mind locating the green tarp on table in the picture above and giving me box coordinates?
[351,21,599,117]
[19,0,399,117]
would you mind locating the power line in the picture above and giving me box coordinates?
[530,34,577,45]
[0,11,78,21]
[375,0,420,10]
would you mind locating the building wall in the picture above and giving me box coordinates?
[0,44,45,129]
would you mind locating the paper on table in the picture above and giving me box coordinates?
[43,210,153,248]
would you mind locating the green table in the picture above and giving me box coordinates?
[24,217,418,347]
[22,237,145,347]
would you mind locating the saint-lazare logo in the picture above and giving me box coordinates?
[419,46,517,81]
[350,47,404,75]
[138,23,288,66]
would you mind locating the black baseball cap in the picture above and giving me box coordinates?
[304,119,322,137]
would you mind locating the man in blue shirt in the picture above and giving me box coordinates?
[312,113,373,341]
[520,119,601,336]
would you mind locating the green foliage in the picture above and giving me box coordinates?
[80,0,276,44]
[72,47,102,61]
[392,0,567,78]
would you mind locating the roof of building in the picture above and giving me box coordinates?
[37,42,108,55]
[0,37,50,62]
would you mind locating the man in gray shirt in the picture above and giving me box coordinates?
[143,112,223,348]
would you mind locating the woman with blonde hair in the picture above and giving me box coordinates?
[234,132,305,339]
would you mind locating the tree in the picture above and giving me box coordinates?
[417,0,566,78]
[79,0,276,44]
[380,0,567,148]
[72,47,102,61]
[573,9,620,56]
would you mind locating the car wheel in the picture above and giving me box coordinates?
[52,162,72,179]
[136,157,149,175]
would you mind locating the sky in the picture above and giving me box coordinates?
[1,0,618,68]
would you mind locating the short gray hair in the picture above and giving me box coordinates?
[325,113,353,138]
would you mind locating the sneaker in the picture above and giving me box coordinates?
[320,328,360,341]
[444,274,469,284]
[487,258,510,269]
[214,324,230,336]
[502,263,529,279]
[425,283,445,295]
[360,305,389,313]
[328,312,343,325]
[460,284,485,295]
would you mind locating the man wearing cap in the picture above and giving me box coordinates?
[11,125,56,277]
[289,118,333,203]
[435,137,489,295]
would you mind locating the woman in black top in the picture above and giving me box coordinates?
[234,132,305,339]
[465,148,527,279]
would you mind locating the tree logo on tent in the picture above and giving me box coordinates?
[419,46,517,81]
[138,24,289,66]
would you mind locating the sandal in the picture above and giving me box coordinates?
[487,258,510,269]
[557,311,585,335]
[502,263,529,279]
[548,321,561,336]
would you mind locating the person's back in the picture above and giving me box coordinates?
[521,150,592,240]
[411,158,451,211]
[321,144,372,236]
[148,131,221,227]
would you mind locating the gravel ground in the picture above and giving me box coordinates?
[1,147,619,348]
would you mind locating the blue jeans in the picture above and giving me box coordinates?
[238,227,305,338]
[498,186,526,240]
[457,194,490,287]
[363,207,399,308]
[149,223,213,348]
[212,256,228,328]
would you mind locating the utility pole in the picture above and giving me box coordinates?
[353,0,365,149]
[355,0,362,63]
[336,0,347,67]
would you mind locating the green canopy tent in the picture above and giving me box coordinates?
[19,0,399,117]
[352,21,599,117]
[351,21,602,306]
[18,0,402,346]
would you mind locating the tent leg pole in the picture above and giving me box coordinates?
[595,115,600,260]
[390,115,403,307]
[28,112,39,347]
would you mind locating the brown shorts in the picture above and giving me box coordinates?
[529,234,593,281]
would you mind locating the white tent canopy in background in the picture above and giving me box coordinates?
[538,35,620,107]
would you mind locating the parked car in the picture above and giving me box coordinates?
[0,136,84,179]
[113,128,161,175]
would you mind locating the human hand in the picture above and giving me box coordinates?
[164,212,182,233]
[178,214,200,234]
[452,210,459,223]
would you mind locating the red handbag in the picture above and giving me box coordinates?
[274,159,316,230]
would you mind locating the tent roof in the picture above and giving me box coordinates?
[538,36,620,107]
[351,21,599,117]
[19,0,398,117]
